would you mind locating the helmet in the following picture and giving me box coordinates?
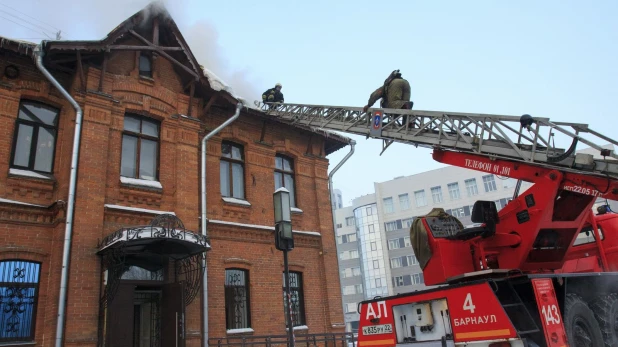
[275,83,282,88]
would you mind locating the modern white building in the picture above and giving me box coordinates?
[334,144,616,334]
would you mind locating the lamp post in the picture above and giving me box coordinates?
[273,187,295,347]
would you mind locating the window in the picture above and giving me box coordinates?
[340,250,359,260]
[373,260,379,269]
[366,206,373,216]
[412,273,424,285]
[393,276,404,287]
[388,237,411,250]
[390,257,402,269]
[354,284,363,293]
[225,269,250,330]
[275,154,296,207]
[368,225,375,233]
[283,271,306,327]
[414,190,427,207]
[431,186,443,203]
[139,52,152,78]
[383,197,394,214]
[348,321,360,333]
[341,267,361,278]
[343,285,355,295]
[336,223,342,229]
[346,217,355,226]
[121,114,160,181]
[574,226,605,246]
[465,178,479,196]
[10,100,59,174]
[350,250,359,259]
[345,303,357,313]
[337,233,357,244]
[0,260,40,342]
[448,182,461,200]
[483,175,497,192]
[399,194,410,210]
[220,141,245,199]
[402,218,415,228]
[375,278,382,287]
[407,255,418,265]
[370,242,377,251]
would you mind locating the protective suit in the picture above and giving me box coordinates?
[410,208,463,269]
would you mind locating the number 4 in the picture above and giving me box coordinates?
[463,293,476,313]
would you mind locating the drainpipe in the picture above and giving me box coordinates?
[34,43,84,347]
[201,101,243,347]
[328,139,356,231]
[327,139,355,332]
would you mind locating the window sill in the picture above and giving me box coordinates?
[9,168,54,181]
[226,328,254,335]
[291,207,303,214]
[120,176,163,190]
[286,325,309,331]
[222,197,251,207]
[0,342,36,346]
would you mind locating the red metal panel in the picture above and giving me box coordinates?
[357,282,516,347]
[531,278,569,347]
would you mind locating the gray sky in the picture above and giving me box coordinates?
[1,0,616,205]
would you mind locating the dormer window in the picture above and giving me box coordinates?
[139,52,152,78]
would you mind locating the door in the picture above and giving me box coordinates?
[106,283,135,347]
[161,282,185,347]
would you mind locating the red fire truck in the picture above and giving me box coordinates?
[256,102,618,347]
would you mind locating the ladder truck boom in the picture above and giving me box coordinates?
[257,101,618,347]
[257,102,618,181]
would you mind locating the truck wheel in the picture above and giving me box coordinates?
[590,293,618,347]
[564,294,605,347]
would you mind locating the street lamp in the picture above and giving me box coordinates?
[273,187,295,347]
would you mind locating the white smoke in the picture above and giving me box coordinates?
[10,0,260,101]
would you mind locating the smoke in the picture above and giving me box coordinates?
[16,0,260,101]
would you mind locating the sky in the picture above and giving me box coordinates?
[0,0,616,206]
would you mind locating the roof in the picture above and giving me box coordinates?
[0,2,352,154]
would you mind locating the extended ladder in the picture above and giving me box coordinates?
[256,102,618,179]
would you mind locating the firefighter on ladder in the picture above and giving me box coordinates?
[262,83,284,109]
[363,70,413,127]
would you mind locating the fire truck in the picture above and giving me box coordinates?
[256,101,618,347]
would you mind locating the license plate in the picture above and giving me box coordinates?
[362,324,392,335]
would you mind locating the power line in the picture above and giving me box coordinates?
[0,14,53,39]
[0,1,61,33]
[0,8,56,37]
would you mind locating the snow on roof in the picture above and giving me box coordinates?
[201,66,259,111]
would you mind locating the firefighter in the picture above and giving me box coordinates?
[262,83,284,105]
[363,70,413,126]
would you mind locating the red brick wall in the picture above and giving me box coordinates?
[0,41,345,347]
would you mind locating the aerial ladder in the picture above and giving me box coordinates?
[256,101,618,347]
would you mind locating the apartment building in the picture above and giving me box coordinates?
[0,3,351,346]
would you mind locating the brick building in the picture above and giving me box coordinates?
[0,3,351,346]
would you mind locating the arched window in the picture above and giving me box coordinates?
[0,260,41,342]
[224,268,251,330]
[10,100,59,174]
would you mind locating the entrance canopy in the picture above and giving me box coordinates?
[97,214,209,271]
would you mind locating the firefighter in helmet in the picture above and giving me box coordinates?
[262,83,284,105]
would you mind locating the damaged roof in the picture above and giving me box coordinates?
[0,2,351,155]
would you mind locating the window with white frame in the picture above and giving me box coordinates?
[465,178,479,197]
[354,284,363,293]
[483,175,497,192]
[350,250,358,258]
[404,236,411,247]
[448,182,461,200]
[390,257,402,268]
[345,217,355,226]
[337,233,357,244]
[383,197,394,214]
[393,276,404,287]
[343,285,356,295]
[373,260,379,269]
[431,186,443,203]
[370,242,377,251]
[402,218,414,228]
[414,190,427,207]
[368,224,375,233]
[375,278,382,287]
[399,194,410,210]
[384,221,398,232]
[345,303,357,313]
[407,255,418,265]
[366,206,373,216]
[412,273,424,285]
